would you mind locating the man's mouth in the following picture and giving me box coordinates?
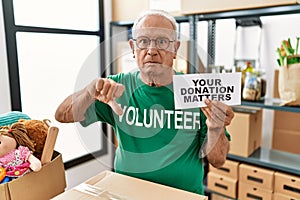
[145,61,160,65]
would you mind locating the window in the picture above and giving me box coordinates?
[2,0,107,168]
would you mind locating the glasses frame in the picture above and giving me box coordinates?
[133,36,175,50]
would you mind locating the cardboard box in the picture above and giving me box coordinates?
[207,172,237,199]
[112,0,149,21]
[239,164,274,190]
[273,111,300,132]
[209,160,239,179]
[274,69,280,99]
[181,0,300,15]
[273,128,300,154]
[0,151,66,200]
[238,181,273,200]
[52,170,207,200]
[272,69,300,154]
[274,172,300,199]
[273,192,299,200]
[112,0,184,21]
[272,109,300,154]
[226,107,262,157]
[210,193,233,200]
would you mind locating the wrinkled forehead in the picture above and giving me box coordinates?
[132,27,177,39]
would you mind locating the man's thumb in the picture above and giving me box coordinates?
[108,100,123,116]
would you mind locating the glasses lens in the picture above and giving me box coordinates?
[136,37,150,49]
[135,36,171,50]
[156,38,169,49]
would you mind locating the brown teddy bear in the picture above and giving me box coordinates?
[18,119,49,160]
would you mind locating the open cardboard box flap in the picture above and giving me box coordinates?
[53,170,207,200]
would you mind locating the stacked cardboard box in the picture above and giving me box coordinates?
[238,164,300,199]
[209,162,300,199]
[226,107,263,157]
[274,172,300,199]
[238,164,274,199]
[207,160,239,199]
[273,69,300,154]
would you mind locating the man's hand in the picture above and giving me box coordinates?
[201,99,233,167]
[88,78,125,115]
[201,99,234,131]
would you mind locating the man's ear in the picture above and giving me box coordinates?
[173,41,181,59]
[129,39,135,55]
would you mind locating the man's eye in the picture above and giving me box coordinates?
[158,39,167,44]
[139,39,148,44]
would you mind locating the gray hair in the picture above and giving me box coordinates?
[132,9,177,39]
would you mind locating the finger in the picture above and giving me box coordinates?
[201,107,211,119]
[114,84,125,98]
[204,104,226,127]
[204,99,212,108]
[211,111,226,126]
[95,78,105,92]
[204,99,225,117]
[108,84,124,115]
[226,107,234,120]
[211,100,227,116]
[106,83,124,101]
[224,108,234,126]
[224,118,231,126]
[108,100,123,116]
[101,79,112,97]
[204,99,225,119]
[95,79,105,100]
[106,81,118,101]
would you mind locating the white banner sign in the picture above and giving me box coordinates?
[173,73,242,109]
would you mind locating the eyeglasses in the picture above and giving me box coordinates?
[133,36,175,50]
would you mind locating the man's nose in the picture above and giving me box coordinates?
[147,40,158,55]
[148,39,157,49]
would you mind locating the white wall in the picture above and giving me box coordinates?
[0,1,11,113]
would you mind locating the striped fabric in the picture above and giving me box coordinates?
[0,111,31,127]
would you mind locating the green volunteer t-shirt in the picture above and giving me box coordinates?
[81,71,230,195]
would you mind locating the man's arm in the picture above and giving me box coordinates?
[55,86,95,123]
[201,99,234,168]
[205,128,229,168]
[55,78,124,123]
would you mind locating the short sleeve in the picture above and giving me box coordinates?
[80,101,115,127]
